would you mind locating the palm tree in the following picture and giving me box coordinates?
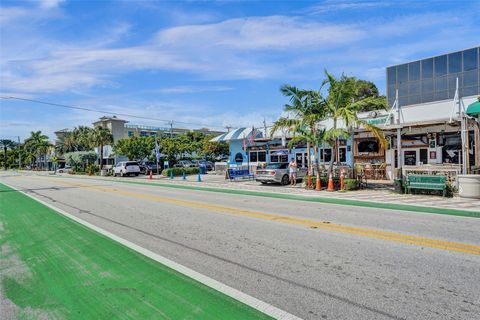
[321,71,387,174]
[272,85,327,187]
[24,131,52,170]
[0,139,17,170]
[90,127,113,170]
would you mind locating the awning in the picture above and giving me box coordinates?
[466,99,480,116]
[210,127,263,142]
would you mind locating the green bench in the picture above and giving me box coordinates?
[405,174,447,197]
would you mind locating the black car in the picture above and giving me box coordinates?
[139,161,162,174]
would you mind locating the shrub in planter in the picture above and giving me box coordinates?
[343,178,359,191]
[162,167,199,177]
[303,176,358,190]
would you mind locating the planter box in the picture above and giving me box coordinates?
[458,174,480,199]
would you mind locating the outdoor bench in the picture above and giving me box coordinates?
[404,174,447,197]
[227,169,254,181]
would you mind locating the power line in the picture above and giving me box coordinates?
[0,96,227,130]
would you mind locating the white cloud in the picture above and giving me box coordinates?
[38,0,65,9]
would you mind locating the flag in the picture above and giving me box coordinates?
[243,133,247,151]
[250,126,255,145]
[155,140,160,162]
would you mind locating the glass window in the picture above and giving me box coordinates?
[387,84,396,101]
[249,152,257,162]
[397,64,408,83]
[127,131,134,137]
[258,151,266,162]
[320,149,332,162]
[448,73,462,92]
[434,55,447,77]
[399,82,408,97]
[448,51,462,73]
[358,140,379,153]
[463,86,479,97]
[408,61,420,81]
[435,76,447,92]
[422,78,433,93]
[434,91,448,100]
[408,81,420,95]
[388,96,395,107]
[339,147,347,163]
[463,48,478,71]
[421,58,433,78]
[387,67,396,85]
[408,95,421,105]
[422,92,434,103]
[463,69,478,87]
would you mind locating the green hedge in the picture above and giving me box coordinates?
[162,167,199,177]
[303,176,358,191]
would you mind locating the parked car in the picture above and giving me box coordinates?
[174,160,194,168]
[113,161,140,177]
[256,163,307,185]
[191,160,214,171]
[57,165,72,173]
[139,161,162,174]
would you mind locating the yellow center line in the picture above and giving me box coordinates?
[25,176,480,256]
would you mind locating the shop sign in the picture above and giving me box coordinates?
[365,116,388,125]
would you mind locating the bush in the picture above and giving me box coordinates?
[162,167,199,177]
[64,151,97,171]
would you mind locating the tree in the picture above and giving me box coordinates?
[113,136,154,161]
[321,71,387,174]
[0,139,17,170]
[24,131,52,169]
[272,85,327,185]
[64,151,97,171]
[202,141,229,160]
[90,127,113,169]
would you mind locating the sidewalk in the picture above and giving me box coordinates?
[133,173,480,214]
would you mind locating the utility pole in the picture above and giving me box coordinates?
[17,136,21,169]
[169,121,173,138]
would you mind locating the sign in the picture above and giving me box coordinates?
[365,116,388,125]
[429,151,437,159]
[51,156,58,163]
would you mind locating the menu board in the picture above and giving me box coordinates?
[404,151,417,165]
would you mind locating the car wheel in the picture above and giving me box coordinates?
[281,174,290,185]
[135,173,139,176]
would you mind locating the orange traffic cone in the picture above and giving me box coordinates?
[327,173,334,192]
[149,170,153,180]
[315,175,321,191]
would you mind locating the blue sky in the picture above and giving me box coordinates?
[0,0,479,140]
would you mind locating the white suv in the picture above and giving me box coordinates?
[113,161,140,177]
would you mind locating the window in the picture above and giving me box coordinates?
[448,51,462,73]
[463,69,478,87]
[434,55,447,77]
[387,67,396,85]
[408,61,420,81]
[234,153,243,163]
[397,64,408,83]
[249,151,266,162]
[463,48,478,71]
[270,154,288,163]
[421,58,433,79]
[339,147,347,163]
[127,131,134,137]
[435,76,447,92]
[408,81,420,95]
[358,140,379,153]
[140,131,147,137]
[320,148,332,162]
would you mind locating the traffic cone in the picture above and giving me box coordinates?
[315,175,322,191]
[149,170,153,180]
[327,173,334,192]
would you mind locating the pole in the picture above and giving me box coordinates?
[169,121,173,138]
[17,136,21,169]
[395,89,402,178]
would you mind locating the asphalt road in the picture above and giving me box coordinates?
[1,172,479,320]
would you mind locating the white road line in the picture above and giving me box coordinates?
[3,181,303,320]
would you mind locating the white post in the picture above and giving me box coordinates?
[395,90,402,178]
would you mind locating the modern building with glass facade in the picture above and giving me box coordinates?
[386,47,479,107]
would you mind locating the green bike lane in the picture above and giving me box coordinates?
[0,182,275,320]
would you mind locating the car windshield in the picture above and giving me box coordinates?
[126,162,138,166]
[144,161,155,165]
[266,163,288,169]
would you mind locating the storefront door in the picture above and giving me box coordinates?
[296,152,308,168]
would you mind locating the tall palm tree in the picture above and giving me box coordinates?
[272,85,327,186]
[0,139,17,170]
[321,71,387,174]
[90,127,113,169]
[24,131,51,169]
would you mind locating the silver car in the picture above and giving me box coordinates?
[256,163,307,185]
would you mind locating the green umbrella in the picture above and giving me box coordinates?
[466,97,480,116]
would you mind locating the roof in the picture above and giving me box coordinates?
[92,116,128,124]
[466,99,480,116]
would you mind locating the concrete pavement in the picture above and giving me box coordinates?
[1,172,480,319]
